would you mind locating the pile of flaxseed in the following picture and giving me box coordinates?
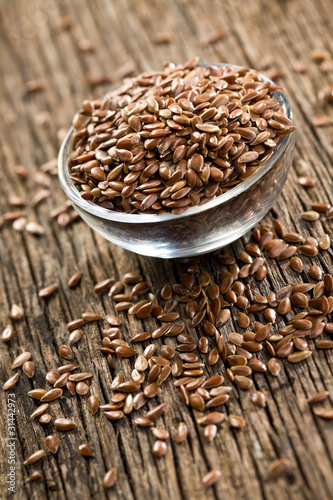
[68,58,295,214]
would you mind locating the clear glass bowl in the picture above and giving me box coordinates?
[58,64,295,259]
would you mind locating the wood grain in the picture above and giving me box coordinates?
[0,0,332,499]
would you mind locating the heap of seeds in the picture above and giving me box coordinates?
[3,216,333,490]
[68,58,295,214]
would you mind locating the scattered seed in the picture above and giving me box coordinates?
[11,351,31,369]
[24,450,45,466]
[103,467,117,488]
[307,391,329,404]
[228,414,246,429]
[78,444,94,457]
[202,470,221,487]
[152,440,168,457]
[301,211,320,222]
[54,418,77,431]
[28,388,47,399]
[58,345,72,359]
[313,407,333,419]
[40,388,63,402]
[3,373,20,390]
[1,324,14,342]
[27,471,41,483]
[94,278,114,293]
[268,459,292,478]
[39,283,58,298]
[175,422,188,442]
[30,404,49,419]
[10,304,24,320]
[39,413,52,424]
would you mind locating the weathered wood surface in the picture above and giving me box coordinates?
[0,0,333,499]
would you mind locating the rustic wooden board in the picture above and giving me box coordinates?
[0,0,332,499]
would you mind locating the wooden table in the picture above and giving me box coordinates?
[1,1,332,499]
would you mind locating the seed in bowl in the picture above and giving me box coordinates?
[68,58,295,215]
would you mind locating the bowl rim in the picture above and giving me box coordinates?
[58,62,294,224]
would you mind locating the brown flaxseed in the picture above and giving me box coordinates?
[10,304,24,320]
[1,324,14,342]
[78,443,94,457]
[307,391,329,404]
[24,450,45,466]
[11,351,31,369]
[152,440,168,457]
[103,467,117,488]
[201,470,221,487]
[39,413,52,424]
[267,459,292,478]
[38,283,59,298]
[3,373,20,390]
[313,407,333,419]
[27,471,41,483]
[54,418,77,430]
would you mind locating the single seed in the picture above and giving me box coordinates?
[251,391,266,407]
[313,407,333,419]
[234,376,253,390]
[291,293,308,308]
[1,324,14,342]
[68,329,83,346]
[147,403,167,420]
[76,382,90,395]
[11,351,31,369]
[40,388,63,402]
[10,304,24,320]
[228,415,246,429]
[28,388,47,399]
[94,278,114,293]
[298,245,318,257]
[24,450,45,466]
[81,311,103,321]
[319,234,330,250]
[54,418,77,430]
[316,339,333,349]
[202,470,221,487]
[152,428,169,440]
[45,434,60,454]
[39,414,52,424]
[67,318,85,330]
[268,358,282,376]
[103,467,117,488]
[30,404,49,419]
[57,364,79,374]
[123,272,143,283]
[288,350,312,363]
[67,271,82,288]
[175,422,188,442]
[79,444,94,457]
[58,345,72,359]
[38,283,59,298]
[27,471,41,483]
[3,373,20,390]
[197,412,225,426]
[152,440,168,457]
[268,459,292,477]
[311,202,331,213]
[301,211,320,222]
[307,391,329,404]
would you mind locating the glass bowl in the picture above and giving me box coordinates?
[58,64,295,259]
